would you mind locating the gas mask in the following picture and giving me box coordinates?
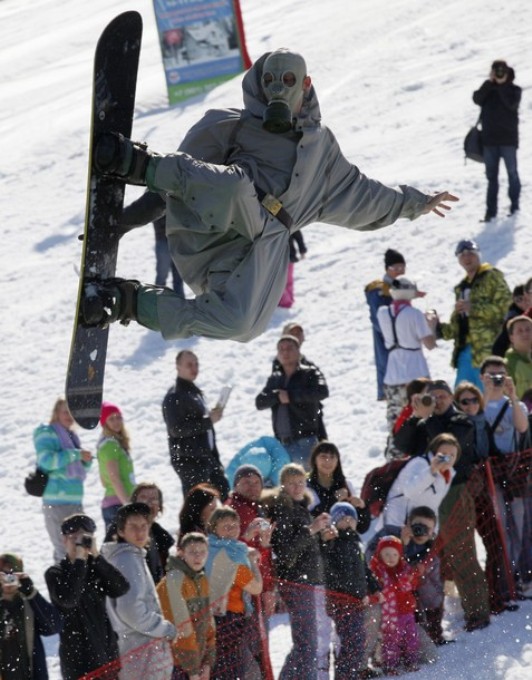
[261,49,307,133]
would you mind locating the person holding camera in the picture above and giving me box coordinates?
[402,507,447,646]
[393,379,492,631]
[0,552,61,680]
[45,514,130,680]
[481,356,529,453]
[454,380,519,614]
[479,356,530,597]
[473,60,521,222]
[375,434,459,545]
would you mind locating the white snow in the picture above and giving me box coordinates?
[0,0,531,677]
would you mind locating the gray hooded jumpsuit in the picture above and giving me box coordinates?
[138,52,431,342]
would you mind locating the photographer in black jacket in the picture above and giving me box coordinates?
[473,60,521,221]
[45,514,129,680]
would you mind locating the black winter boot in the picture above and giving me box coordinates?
[93,132,153,186]
[80,278,140,328]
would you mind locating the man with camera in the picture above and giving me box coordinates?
[480,356,530,598]
[0,552,61,679]
[45,514,130,680]
[481,356,529,453]
[473,60,521,222]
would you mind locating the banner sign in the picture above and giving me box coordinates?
[153,0,252,105]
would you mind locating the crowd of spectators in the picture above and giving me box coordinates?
[3,247,531,679]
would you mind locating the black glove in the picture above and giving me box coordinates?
[18,575,35,597]
[93,132,152,186]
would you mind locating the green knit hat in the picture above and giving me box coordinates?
[0,553,24,572]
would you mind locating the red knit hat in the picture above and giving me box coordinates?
[100,402,122,427]
[376,535,403,557]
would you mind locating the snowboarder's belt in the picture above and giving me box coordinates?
[256,187,293,229]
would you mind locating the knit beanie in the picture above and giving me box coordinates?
[389,276,425,301]
[60,514,97,535]
[330,502,358,525]
[376,535,403,557]
[0,553,24,572]
[100,401,122,427]
[233,464,264,488]
[384,249,406,269]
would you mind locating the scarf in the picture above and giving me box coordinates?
[205,535,251,616]
[52,422,86,480]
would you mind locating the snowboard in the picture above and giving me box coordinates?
[66,11,142,429]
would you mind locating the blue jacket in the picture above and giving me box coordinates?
[365,275,393,398]
[226,436,290,488]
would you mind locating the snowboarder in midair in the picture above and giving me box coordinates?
[88,48,458,342]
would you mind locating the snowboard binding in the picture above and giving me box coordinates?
[93,132,152,186]
[80,278,139,328]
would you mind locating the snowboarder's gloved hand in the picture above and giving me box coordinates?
[93,132,152,186]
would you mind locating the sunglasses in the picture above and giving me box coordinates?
[459,397,479,406]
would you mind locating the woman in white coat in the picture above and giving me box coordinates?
[383,433,460,531]
[367,434,460,559]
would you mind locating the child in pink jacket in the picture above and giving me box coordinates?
[369,535,420,674]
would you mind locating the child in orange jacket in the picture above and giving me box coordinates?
[157,533,216,680]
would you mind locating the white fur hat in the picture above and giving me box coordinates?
[389,276,426,300]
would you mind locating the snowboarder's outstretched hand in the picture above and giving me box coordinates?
[93,132,154,186]
[422,191,459,217]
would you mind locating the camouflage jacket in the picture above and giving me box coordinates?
[440,263,511,368]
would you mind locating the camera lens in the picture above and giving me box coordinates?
[411,523,429,537]
[421,394,434,407]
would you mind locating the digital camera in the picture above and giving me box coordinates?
[490,374,505,387]
[3,573,19,585]
[420,394,435,407]
[436,453,451,463]
[76,534,93,549]
[411,523,430,537]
